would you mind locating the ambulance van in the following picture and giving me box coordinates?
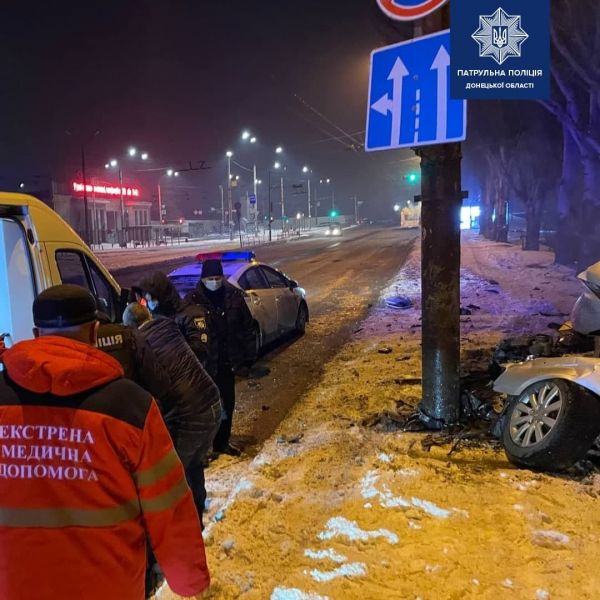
[0,192,128,349]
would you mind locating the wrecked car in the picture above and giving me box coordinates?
[494,357,600,471]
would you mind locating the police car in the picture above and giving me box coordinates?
[169,251,309,350]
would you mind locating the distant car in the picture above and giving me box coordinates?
[169,251,309,352]
[325,223,342,236]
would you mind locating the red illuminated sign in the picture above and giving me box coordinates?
[72,181,141,199]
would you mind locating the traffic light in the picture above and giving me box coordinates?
[405,172,419,184]
[330,210,339,218]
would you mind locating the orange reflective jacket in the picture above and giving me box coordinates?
[0,336,210,600]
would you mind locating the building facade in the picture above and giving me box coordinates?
[52,179,152,246]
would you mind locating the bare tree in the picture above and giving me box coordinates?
[540,0,600,265]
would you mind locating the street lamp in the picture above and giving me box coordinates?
[242,131,251,141]
[275,146,283,154]
[128,147,137,157]
[394,204,401,212]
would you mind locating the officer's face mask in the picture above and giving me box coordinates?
[145,294,159,312]
[203,277,223,292]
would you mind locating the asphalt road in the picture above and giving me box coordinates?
[113,226,418,452]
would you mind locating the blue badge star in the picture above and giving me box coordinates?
[472,7,529,66]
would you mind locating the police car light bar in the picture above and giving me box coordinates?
[195,251,256,263]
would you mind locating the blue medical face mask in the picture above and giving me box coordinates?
[203,277,223,292]
[145,296,159,312]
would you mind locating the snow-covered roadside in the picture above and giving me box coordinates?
[160,233,599,600]
[96,230,324,272]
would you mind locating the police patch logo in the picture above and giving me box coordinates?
[194,317,207,330]
[472,7,529,66]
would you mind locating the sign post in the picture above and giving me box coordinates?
[369,1,464,428]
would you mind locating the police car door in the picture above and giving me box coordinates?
[0,211,38,347]
[237,266,278,341]
[260,266,298,331]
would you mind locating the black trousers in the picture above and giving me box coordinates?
[212,365,236,451]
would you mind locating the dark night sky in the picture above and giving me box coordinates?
[1,1,420,218]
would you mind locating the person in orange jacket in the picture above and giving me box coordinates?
[0,284,210,600]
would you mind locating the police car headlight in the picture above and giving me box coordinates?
[325,230,331,235]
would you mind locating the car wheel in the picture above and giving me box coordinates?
[295,303,308,334]
[502,379,600,471]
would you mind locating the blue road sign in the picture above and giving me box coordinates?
[366,30,467,152]
[249,194,257,205]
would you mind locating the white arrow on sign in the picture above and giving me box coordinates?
[430,44,450,143]
[371,57,409,146]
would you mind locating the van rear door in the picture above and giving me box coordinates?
[0,208,37,347]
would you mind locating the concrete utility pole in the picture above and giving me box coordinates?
[219,185,225,235]
[80,145,90,246]
[280,176,285,220]
[307,179,312,221]
[417,5,464,428]
[268,170,273,242]
[118,168,126,247]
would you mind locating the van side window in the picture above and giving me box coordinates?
[55,250,117,322]
[88,261,116,321]
[55,251,89,288]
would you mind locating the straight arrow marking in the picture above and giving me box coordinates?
[370,57,409,147]
[388,57,409,146]
[430,44,450,143]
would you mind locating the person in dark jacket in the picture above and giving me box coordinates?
[138,272,216,372]
[186,259,257,456]
[0,285,210,600]
[123,302,222,522]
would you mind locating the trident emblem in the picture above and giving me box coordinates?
[493,26,508,48]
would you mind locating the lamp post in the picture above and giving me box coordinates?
[226,151,233,241]
[66,129,100,246]
[320,178,333,218]
[218,185,225,235]
[302,166,312,227]
[273,161,285,222]
[105,146,149,247]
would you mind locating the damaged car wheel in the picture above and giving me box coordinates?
[502,379,600,471]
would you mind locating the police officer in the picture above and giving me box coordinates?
[138,272,215,372]
[187,259,256,456]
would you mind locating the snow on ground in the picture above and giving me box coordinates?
[158,233,599,600]
[95,238,239,271]
[95,228,330,272]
